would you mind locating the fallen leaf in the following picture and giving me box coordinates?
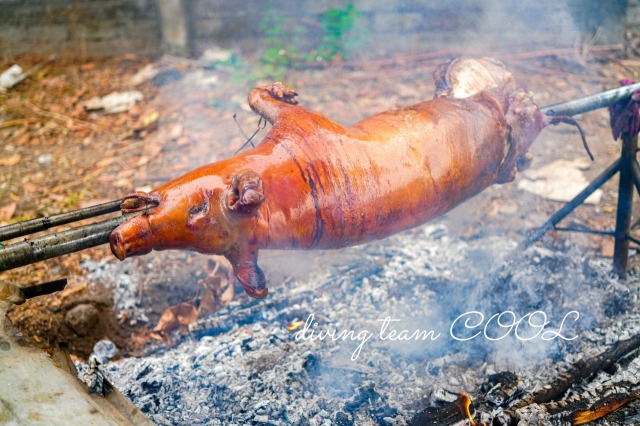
[168,124,183,140]
[198,288,218,315]
[130,330,153,351]
[133,156,148,167]
[78,198,112,209]
[114,178,133,188]
[136,168,148,181]
[95,157,116,168]
[128,64,160,87]
[23,183,40,193]
[49,104,64,114]
[84,91,143,114]
[0,202,16,220]
[119,309,130,324]
[143,142,162,158]
[141,111,159,128]
[197,257,235,315]
[150,302,199,345]
[95,175,115,184]
[218,277,235,305]
[0,154,20,166]
[177,136,191,146]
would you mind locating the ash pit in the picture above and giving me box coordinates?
[82,223,640,425]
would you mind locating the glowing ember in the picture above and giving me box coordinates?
[286,319,304,331]
[573,392,640,425]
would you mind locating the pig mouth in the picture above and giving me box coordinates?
[109,231,153,260]
[109,214,154,260]
[109,192,160,260]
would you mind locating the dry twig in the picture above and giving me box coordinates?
[24,101,108,133]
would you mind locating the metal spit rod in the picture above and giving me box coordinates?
[0,199,122,242]
[0,212,144,272]
[541,82,640,117]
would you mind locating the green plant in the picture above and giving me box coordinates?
[316,4,363,62]
[256,4,366,80]
[258,10,302,81]
[63,191,82,208]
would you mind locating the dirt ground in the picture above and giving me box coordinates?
[1,46,639,363]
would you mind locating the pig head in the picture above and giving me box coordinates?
[109,169,270,298]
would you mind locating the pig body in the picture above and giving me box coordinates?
[110,57,550,298]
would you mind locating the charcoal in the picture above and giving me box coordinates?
[334,411,353,425]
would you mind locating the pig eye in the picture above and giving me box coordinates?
[186,198,211,230]
[189,203,206,216]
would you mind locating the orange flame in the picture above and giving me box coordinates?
[454,392,476,426]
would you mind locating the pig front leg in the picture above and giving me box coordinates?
[248,82,299,125]
[227,251,267,299]
[222,170,269,299]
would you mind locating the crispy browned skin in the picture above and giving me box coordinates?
[110,57,548,298]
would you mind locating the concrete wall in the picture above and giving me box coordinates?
[0,0,631,59]
[0,0,161,58]
[192,0,626,56]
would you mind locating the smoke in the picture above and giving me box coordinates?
[469,2,581,50]
[326,225,594,370]
[91,2,637,422]
[286,222,630,413]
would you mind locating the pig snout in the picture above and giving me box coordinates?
[110,214,154,260]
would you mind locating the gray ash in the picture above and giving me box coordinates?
[95,224,640,425]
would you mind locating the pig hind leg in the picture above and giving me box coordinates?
[248,82,300,125]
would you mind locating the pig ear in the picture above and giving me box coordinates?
[225,170,265,214]
[232,260,268,299]
[121,192,160,213]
